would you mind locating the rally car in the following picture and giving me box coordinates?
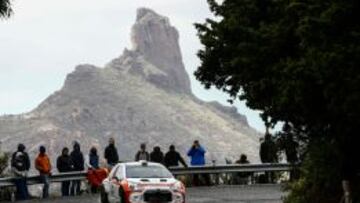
[100,161,186,203]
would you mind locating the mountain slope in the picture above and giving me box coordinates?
[0,8,260,165]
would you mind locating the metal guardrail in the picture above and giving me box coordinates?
[0,163,294,188]
[0,171,87,187]
[170,163,293,175]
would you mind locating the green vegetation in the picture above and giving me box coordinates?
[0,152,9,176]
[196,0,360,202]
[0,152,12,201]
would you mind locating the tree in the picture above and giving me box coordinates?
[0,0,12,18]
[195,0,360,202]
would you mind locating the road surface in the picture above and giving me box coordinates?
[15,184,285,203]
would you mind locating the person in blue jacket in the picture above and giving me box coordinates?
[187,140,211,185]
[187,140,206,165]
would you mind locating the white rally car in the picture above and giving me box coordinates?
[100,161,186,203]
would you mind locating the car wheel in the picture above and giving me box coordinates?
[100,185,109,203]
[119,187,126,203]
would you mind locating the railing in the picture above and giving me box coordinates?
[0,171,88,187]
[170,163,293,175]
[0,163,294,188]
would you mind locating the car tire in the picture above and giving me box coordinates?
[119,187,126,203]
[100,185,109,203]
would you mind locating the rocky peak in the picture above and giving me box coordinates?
[130,8,191,94]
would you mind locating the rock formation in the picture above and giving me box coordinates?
[0,8,260,168]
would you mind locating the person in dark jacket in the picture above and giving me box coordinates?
[260,132,278,183]
[87,147,99,169]
[11,143,30,200]
[135,143,150,161]
[150,146,164,164]
[235,154,252,184]
[104,138,119,167]
[164,145,187,168]
[187,140,210,186]
[236,154,250,164]
[280,124,300,181]
[57,147,73,196]
[86,146,99,193]
[70,142,84,196]
[260,133,278,163]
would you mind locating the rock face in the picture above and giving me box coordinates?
[0,8,260,168]
[131,8,191,94]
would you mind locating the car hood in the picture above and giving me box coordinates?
[126,178,178,185]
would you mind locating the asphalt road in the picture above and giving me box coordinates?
[15,184,285,203]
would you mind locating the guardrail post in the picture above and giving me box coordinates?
[11,191,15,202]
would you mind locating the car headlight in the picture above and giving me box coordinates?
[128,182,143,192]
[171,181,185,193]
[129,193,142,202]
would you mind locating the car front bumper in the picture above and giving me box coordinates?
[129,189,185,203]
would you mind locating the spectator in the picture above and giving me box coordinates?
[11,143,30,200]
[164,145,188,168]
[187,140,206,165]
[236,154,250,164]
[260,133,278,163]
[86,147,100,193]
[235,154,252,184]
[135,143,149,161]
[281,124,300,181]
[104,138,119,167]
[35,146,51,198]
[187,140,210,186]
[260,132,278,183]
[57,147,73,196]
[86,147,99,170]
[70,142,84,196]
[150,146,164,164]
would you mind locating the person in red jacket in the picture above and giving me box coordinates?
[35,146,52,198]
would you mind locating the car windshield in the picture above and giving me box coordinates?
[126,165,173,178]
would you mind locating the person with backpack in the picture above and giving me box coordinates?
[11,143,30,200]
[35,146,51,198]
[150,146,164,164]
[164,145,188,168]
[57,147,73,196]
[70,142,84,196]
[135,143,150,161]
[104,138,119,168]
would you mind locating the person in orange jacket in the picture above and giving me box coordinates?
[35,146,52,198]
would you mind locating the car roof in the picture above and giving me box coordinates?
[115,161,163,167]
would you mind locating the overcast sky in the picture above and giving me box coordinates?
[0,0,266,132]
